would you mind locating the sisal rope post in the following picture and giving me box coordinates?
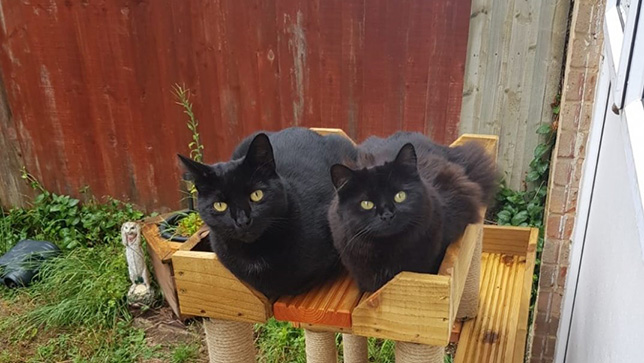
[457,235,482,320]
[304,329,338,363]
[342,334,368,363]
[203,318,255,363]
[395,342,444,363]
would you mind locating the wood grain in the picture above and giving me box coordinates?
[273,273,362,328]
[141,215,183,262]
[482,225,532,256]
[453,227,538,363]
[172,250,272,323]
[352,272,451,345]
[451,134,500,162]
[146,242,184,319]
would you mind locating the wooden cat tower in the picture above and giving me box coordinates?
[143,128,538,363]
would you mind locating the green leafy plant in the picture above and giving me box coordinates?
[494,122,556,228]
[176,211,204,237]
[493,94,560,331]
[173,84,204,205]
[1,172,143,254]
[173,84,204,164]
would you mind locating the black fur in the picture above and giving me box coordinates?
[328,132,497,292]
[179,127,356,298]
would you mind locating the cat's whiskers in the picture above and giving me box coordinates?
[339,225,373,258]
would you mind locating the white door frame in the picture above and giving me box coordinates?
[555,0,644,360]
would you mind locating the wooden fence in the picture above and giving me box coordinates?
[460,0,570,189]
[0,0,471,210]
[0,0,570,209]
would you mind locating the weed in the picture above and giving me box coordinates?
[2,243,131,334]
[173,84,204,164]
[492,95,560,333]
[171,342,201,363]
[255,319,306,363]
[367,338,395,363]
[177,211,205,237]
[0,174,143,254]
[173,83,205,207]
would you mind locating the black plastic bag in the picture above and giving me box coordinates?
[0,240,60,288]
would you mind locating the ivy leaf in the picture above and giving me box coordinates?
[534,143,550,158]
[536,124,552,134]
[526,170,541,182]
[497,210,512,225]
[537,161,549,174]
[511,210,529,226]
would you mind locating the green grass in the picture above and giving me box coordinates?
[0,187,198,362]
[255,319,307,363]
[1,243,131,335]
[170,342,202,363]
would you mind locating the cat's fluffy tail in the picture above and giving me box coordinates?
[448,141,499,205]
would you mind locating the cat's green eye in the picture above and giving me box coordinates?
[250,190,264,202]
[394,191,407,203]
[360,200,375,210]
[213,202,228,212]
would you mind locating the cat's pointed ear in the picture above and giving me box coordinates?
[330,164,355,190]
[394,143,417,172]
[244,133,276,173]
[177,154,214,190]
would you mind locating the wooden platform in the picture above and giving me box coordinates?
[454,227,537,363]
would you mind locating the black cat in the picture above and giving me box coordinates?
[179,127,356,298]
[328,132,496,292]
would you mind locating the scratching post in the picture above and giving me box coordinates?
[395,342,444,363]
[203,319,255,363]
[304,330,338,363]
[457,236,482,320]
[342,334,367,363]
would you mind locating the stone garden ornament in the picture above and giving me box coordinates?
[121,221,154,306]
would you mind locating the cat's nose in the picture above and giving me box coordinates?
[235,215,252,228]
[380,211,395,222]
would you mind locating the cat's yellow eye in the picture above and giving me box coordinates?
[360,200,375,210]
[213,202,228,212]
[250,190,264,202]
[394,191,407,203]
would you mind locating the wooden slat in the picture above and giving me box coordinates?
[459,0,569,190]
[451,134,500,162]
[453,227,538,363]
[146,242,184,319]
[510,228,539,361]
[352,272,451,346]
[310,127,356,144]
[438,213,484,325]
[273,273,363,328]
[178,226,210,252]
[172,250,272,323]
[141,219,182,264]
[482,225,532,256]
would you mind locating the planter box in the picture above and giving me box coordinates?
[141,214,208,319]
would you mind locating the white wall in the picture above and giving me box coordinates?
[561,73,644,361]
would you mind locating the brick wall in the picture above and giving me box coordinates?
[529,0,605,362]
